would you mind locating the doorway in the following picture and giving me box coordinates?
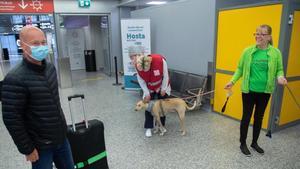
[55,14,112,76]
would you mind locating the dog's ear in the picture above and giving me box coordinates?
[142,100,148,104]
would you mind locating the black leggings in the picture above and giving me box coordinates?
[240,91,270,145]
[144,92,168,129]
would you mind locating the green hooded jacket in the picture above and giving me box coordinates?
[231,44,284,93]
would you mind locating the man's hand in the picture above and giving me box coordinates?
[224,81,234,90]
[26,148,39,163]
[277,76,287,85]
[160,90,166,97]
[144,95,151,103]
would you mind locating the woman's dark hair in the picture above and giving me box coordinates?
[260,24,273,45]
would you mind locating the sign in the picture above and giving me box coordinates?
[0,0,54,13]
[66,29,85,70]
[78,0,90,8]
[121,19,151,90]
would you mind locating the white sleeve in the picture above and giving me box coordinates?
[161,59,169,91]
[137,73,150,99]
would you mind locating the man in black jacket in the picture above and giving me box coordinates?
[2,26,74,169]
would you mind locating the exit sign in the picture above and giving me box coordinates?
[78,0,90,8]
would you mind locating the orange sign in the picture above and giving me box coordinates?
[0,0,54,13]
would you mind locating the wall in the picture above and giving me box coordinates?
[131,0,216,75]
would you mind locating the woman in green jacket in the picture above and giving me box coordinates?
[225,24,287,157]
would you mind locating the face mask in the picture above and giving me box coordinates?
[23,42,49,61]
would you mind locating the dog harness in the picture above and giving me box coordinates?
[146,101,155,113]
[147,100,166,116]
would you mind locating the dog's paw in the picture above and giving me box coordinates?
[153,128,159,134]
[181,131,186,136]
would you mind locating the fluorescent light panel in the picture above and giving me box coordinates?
[146,1,167,5]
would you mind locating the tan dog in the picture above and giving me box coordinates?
[135,98,197,136]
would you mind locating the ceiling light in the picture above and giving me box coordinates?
[146,1,167,5]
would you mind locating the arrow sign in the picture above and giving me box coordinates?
[0,0,53,13]
[18,0,28,9]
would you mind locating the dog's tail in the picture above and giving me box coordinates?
[186,100,197,110]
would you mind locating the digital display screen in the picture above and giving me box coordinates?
[24,15,38,24]
[39,15,50,22]
[10,15,54,32]
[11,15,24,24]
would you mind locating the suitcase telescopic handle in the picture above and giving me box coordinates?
[68,94,88,131]
[68,94,85,101]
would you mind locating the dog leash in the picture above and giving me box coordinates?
[159,100,166,116]
[221,89,233,113]
[285,84,300,109]
[181,90,215,100]
[266,84,299,138]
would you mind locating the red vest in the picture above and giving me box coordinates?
[137,54,164,91]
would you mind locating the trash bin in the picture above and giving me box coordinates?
[2,48,9,60]
[84,50,96,72]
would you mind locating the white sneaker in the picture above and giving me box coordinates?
[145,129,152,137]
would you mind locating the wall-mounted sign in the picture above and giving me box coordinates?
[0,0,54,13]
[78,0,90,8]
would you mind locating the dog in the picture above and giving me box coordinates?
[135,98,197,136]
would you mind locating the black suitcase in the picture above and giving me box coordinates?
[66,94,109,169]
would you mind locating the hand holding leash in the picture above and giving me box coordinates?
[143,95,151,103]
[224,81,234,90]
[277,76,288,85]
[160,90,166,97]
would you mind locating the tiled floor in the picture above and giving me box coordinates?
[0,71,300,169]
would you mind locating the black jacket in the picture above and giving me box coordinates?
[2,59,67,155]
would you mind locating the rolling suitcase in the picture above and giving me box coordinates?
[67,94,109,169]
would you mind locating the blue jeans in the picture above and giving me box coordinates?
[32,139,74,169]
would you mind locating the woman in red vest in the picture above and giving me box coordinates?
[130,49,171,137]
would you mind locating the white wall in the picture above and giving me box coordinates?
[131,0,216,75]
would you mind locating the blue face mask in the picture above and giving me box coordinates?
[23,42,49,61]
[29,45,49,61]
